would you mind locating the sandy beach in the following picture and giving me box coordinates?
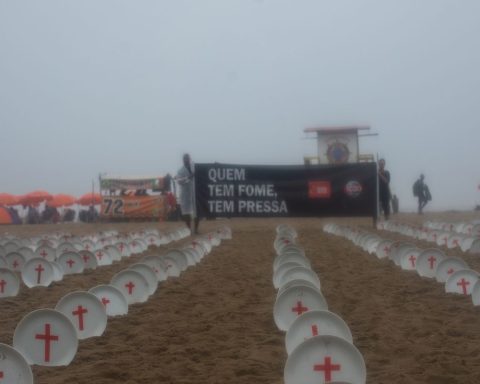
[1,213,480,383]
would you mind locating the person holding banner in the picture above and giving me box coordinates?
[176,153,199,234]
[378,158,391,221]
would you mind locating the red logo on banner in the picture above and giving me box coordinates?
[308,181,331,199]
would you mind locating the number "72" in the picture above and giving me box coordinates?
[103,199,124,215]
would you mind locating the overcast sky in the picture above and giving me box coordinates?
[1,0,479,211]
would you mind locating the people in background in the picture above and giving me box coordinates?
[378,158,391,221]
[413,174,432,214]
[26,205,40,224]
[62,208,76,222]
[391,194,399,214]
[176,153,199,234]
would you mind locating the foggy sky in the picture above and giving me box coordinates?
[1,0,479,211]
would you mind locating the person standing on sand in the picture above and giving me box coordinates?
[176,153,199,234]
[413,174,431,214]
[378,158,391,221]
[391,194,399,214]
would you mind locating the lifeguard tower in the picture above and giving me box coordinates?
[303,126,376,165]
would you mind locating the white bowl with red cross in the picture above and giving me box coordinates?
[390,243,416,266]
[89,284,129,317]
[435,257,469,283]
[21,258,54,288]
[284,335,366,384]
[94,248,113,266]
[128,263,158,295]
[141,256,168,281]
[274,236,296,256]
[285,310,353,355]
[78,250,98,270]
[375,240,393,259]
[57,252,84,275]
[115,241,132,257]
[0,342,33,384]
[34,245,56,262]
[445,269,479,296]
[111,269,150,305]
[399,248,421,271]
[274,285,328,332]
[416,249,446,278]
[446,234,463,249]
[0,267,20,297]
[55,291,108,340]
[13,308,78,366]
[5,252,26,272]
[163,249,189,271]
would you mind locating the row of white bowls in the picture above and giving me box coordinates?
[423,220,480,237]
[0,226,232,383]
[273,224,366,384]
[0,228,181,257]
[377,221,480,254]
[324,223,480,305]
[0,228,191,296]
[0,228,177,265]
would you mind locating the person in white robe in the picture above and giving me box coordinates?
[176,153,199,234]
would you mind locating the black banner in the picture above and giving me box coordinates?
[195,163,377,218]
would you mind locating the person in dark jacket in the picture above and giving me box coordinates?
[378,158,391,220]
[413,174,431,214]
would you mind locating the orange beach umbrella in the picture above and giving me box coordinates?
[19,190,53,206]
[0,193,20,206]
[48,194,77,208]
[77,192,102,206]
[0,207,13,224]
